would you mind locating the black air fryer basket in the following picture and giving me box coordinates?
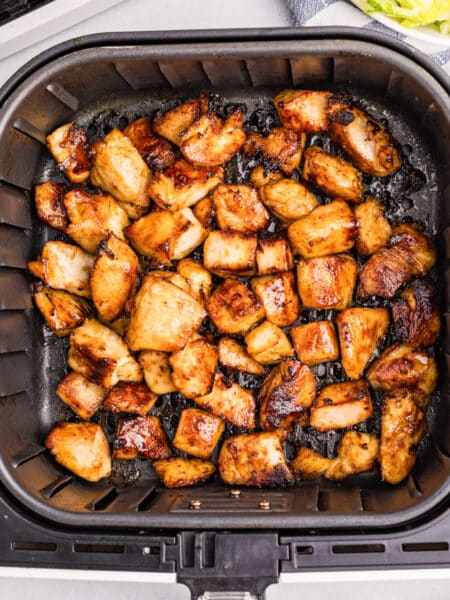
[0,28,449,598]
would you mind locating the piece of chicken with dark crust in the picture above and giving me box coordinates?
[243,126,306,175]
[103,382,158,416]
[290,321,339,366]
[256,236,294,275]
[169,334,218,399]
[46,122,90,184]
[33,282,92,337]
[113,415,171,460]
[212,184,269,233]
[123,116,176,170]
[154,457,216,488]
[245,320,294,365]
[274,90,332,133]
[258,178,318,224]
[139,350,177,395]
[176,258,213,305]
[34,182,68,231]
[173,408,224,459]
[310,380,373,432]
[153,98,204,145]
[56,372,107,420]
[354,196,392,256]
[203,231,257,277]
[218,337,266,376]
[250,271,301,327]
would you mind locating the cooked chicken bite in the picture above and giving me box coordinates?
[138,350,177,395]
[56,372,107,420]
[113,415,171,460]
[123,116,176,170]
[250,271,300,327]
[290,321,339,366]
[302,146,363,203]
[310,380,373,432]
[218,431,294,487]
[127,274,206,352]
[68,318,142,387]
[154,457,216,488]
[258,178,318,224]
[176,258,213,305]
[274,90,332,133]
[296,254,358,310]
[250,166,283,188]
[390,223,436,276]
[153,98,203,145]
[28,241,94,298]
[258,359,316,430]
[169,334,218,399]
[103,382,157,416]
[34,182,68,231]
[354,196,392,256]
[195,372,256,430]
[148,159,223,212]
[173,408,224,459]
[206,279,265,335]
[46,122,90,184]
[203,230,257,277]
[33,283,92,337]
[218,337,265,376]
[288,199,357,257]
[243,126,306,175]
[245,320,294,365]
[336,307,390,380]
[212,184,269,233]
[256,236,294,275]
[291,447,331,481]
[147,270,191,295]
[193,195,215,229]
[45,422,111,482]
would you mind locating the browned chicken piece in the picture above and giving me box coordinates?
[46,122,90,184]
[390,223,437,276]
[68,318,142,387]
[354,196,392,256]
[63,189,129,254]
[28,241,94,298]
[291,447,332,480]
[245,320,294,365]
[195,372,256,430]
[256,236,294,275]
[250,166,283,188]
[109,314,129,337]
[310,380,373,432]
[206,279,265,335]
[274,90,332,133]
[45,421,111,482]
[218,431,294,487]
[218,337,266,376]
[90,234,139,322]
[148,159,224,212]
[176,258,213,305]
[203,231,257,277]
[90,128,152,210]
[123,116,176,170]
[328,96,402,176]
[212,184,270,233]
[250,271,300,327]
[380,391,426,484]
[302,146,363,203]
[34,182,68,231]
[173,408,224,459]
[153,98,203,145]
[258,178,318,224]
[288,199,358,258]
[366,343,438,399]
[193,195,215,229]
[113,415,171,460]
[392,279,441,348]
[33,283,92,337]
[103,382,157,416]
[128,274,206,352]
[290,321,339,366]
[56,372,107,420]
[147,270,191,295]
[139,350,177,395]
[154,457,216,488]
[336,307,390,380]
[297,254,358,311]
[258,359,316,430]
[243,127,307,175]
[169,334,218,399]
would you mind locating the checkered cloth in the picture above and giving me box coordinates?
[287,0,450,74]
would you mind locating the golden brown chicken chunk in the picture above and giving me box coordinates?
[203,230,257,277]
[243,127,306,175]
[218,337,266,376]
[296,254,358,311]
[68,318,142,387]
[45,422,111,482]
[169,334,218,399]
[56,372,107,420]
[28,241,94,298]
[288,199,358,258]
[354,196,392,256]
[176,258,213,305]
[310,380,373,432]
[245,321,294,365]
[250,166,283,188]
[250,271,300,327]
[212,184,270,233]
[153,98,204,145]
[173,408,224,459]
[380,391,426,484]
[290,321,339,366]
[195,372,256,430]
[336,307,390,380]
[103,382,157,416]
[34,182,68,231]
[390,223,437,276]
[274,90,332,133]
[90,234,139,322]
[138,350,177,395]
[154,457,216,488]
[302,146,363,203]
[46,122,90,184]
[392,279,441,348]
[193,195,215,229]
[148,159,224,212]
[258,178,318,224]
[113,415,171,460]
[258,359,316,430]
[123,116,176,170]
[128,274,206,352]
[218,431,294,487]
[256,236,294,275]
[207,279,265,335]
[33,283,92,337]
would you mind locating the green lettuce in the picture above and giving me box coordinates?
[366,0,450,31]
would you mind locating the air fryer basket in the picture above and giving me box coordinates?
[0,28,449,533]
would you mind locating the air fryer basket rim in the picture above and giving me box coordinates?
[0,28,449,531]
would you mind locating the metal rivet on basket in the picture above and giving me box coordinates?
[189,499,202,510]
[230,489,241,498]
[259,500,271,510]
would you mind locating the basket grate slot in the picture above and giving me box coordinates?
[40,475,74,499]
[0,351,32,397]
[87,487,118,511]
[0,311,31,353]
[73,543,125,554]
[12,541,57,552]
[13,118,46,145]
[402,542,448,552]
[332,544,385,554]
[136,487,158,512]
[0,181,32,228]
[295,545,314,555]
[0,224,32,269]
[46,82,79,111]
[10,445,46,468]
